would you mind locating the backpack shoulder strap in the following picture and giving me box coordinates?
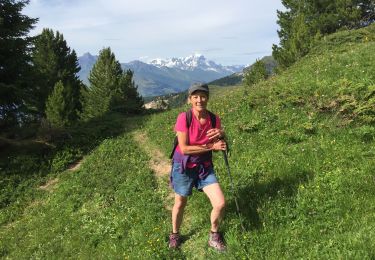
[207,110,217,129]
[169,110,192,159]
[186,109,193,128]
[185,109,193,145]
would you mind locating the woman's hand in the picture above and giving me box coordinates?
[206,128,225,141]
[208,139,227,151]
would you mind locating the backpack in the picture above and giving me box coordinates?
[169,110,216,159]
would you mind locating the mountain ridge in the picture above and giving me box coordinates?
[77,53,244,97]
[149,53,243,73]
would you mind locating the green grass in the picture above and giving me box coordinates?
[0,113,140,227]
[0,127,183,259]
[141,24,375,259]
[1,24,375,259]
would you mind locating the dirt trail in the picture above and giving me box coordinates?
[132,131,174,210]
[133,132,171,177]
[38,158,84,192]
[38,178,59,192]
[67,158,84,171]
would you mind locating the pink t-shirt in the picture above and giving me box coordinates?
[174,110,221,156]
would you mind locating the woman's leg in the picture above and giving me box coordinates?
[172,193,188,233]
[203,183,226,232]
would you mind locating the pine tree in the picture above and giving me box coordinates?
[81,47,122,119]
[119,70,144,113]
[31,28,83,123]
[273,12,313,68]
[0,0,37,129]
[45,81,68,128]
[243,59,268,88]
[272,0,375,69]
[81,48,144,119]
[307,0,374,33]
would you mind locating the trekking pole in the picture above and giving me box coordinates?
[222,149,246,231]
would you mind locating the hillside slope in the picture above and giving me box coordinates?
[143,24,375,258]
[0,122,182,259]
[1,24,374,259]
[209,55,277,86]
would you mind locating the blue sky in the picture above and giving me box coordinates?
[24,0,285,66]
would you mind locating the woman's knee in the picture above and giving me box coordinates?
[174,195,187,209]
[213,199,226,211]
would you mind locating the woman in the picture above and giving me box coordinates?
[169,82,227,251]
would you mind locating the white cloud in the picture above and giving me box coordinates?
[23,0,284,65]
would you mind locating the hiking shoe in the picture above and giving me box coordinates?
[169,233,181,249]
[208,231,226,252]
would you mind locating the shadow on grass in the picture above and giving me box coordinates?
[227,169,314,231]
[165,229,198,245]
[1,111,149,175]
[180,229,199,244]
[0,110,155,222]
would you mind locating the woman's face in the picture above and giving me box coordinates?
[189,91,209,112]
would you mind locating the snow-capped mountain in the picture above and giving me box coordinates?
[149,53,243,73]
[78,52,245,97]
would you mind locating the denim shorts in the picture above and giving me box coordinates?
[170,162,218,197]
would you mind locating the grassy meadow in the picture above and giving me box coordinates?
[0,116,183,259]
[142,24,375,259]
[1,24,374,259]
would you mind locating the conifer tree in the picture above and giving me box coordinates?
[243,59,268,88]
[272,0,375,69]
[81,47,143,119]
[45,81,67,128]
[0,0,37,129]
[31,28,83,122]
[119,70,144,113]
[81,47,122,119]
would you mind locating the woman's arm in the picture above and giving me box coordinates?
[177,131,226,155]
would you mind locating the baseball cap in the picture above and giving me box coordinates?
[188,82,209,95]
